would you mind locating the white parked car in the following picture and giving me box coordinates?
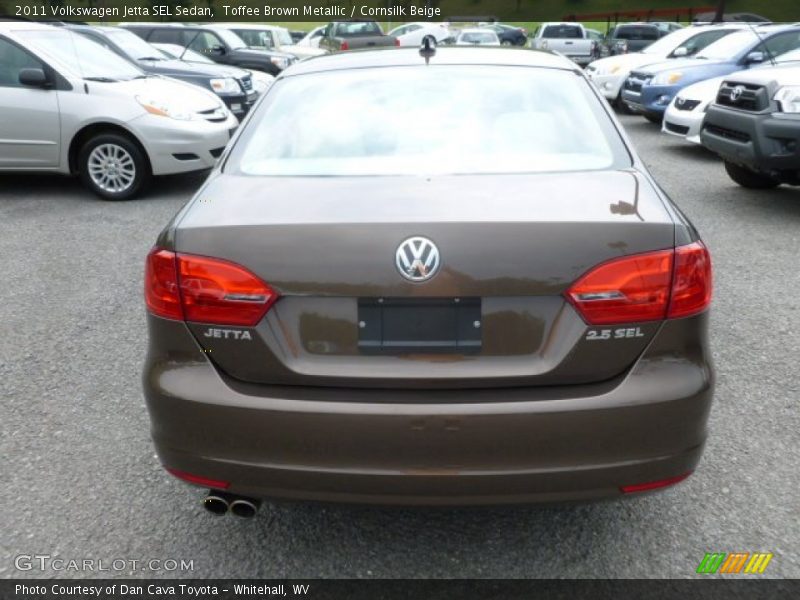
[586,24,746,109]
[662,76,726,143]
[0,22,238,200]
[387,22,453,47]
[662,46,800,144]
[455,29,500,46]
[529,22,596,66]
[216,23,325,59]
[295,26,326,50]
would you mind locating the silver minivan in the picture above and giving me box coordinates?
[0,22,238,199]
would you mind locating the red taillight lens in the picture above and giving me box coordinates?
[177,253,278,326]
[145,248,183,320]
[566,242,712,326]
[340,40,349,50]
[566,249,674,325]
[166,467,229,490]
[144,248,279,326]
[667,242,712,319]
[394,37,401,46]
[620,471,692,494]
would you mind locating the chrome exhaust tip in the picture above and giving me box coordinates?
[203,491,231,516]
[229,497,261,518]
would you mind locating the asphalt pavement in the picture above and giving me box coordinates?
[1,115,798,579]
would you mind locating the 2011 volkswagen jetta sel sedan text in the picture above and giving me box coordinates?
[143,47,714,511]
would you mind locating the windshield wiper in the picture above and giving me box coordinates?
[138,56,164,62]
[83,76,118,82]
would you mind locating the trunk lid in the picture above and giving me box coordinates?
[176,170,675,389]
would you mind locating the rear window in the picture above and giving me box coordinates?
[230,66,628,177]
[542,25,582,39]
[613,26,660,41]
[335,22,383,37]
[459,31,497,44]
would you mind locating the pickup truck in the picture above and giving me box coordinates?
[701,63,800,189]
[319,20,398,52]
[530,22,596,66]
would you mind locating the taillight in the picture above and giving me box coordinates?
[340,40,349,50]
[667,242,712,319]
[145,248,183,320]
[620,471,692,494]
[566,242,711,325]
[166,467,230,490]
[567,248,673,325]
[144,248,279,326]
[394,38,401,46]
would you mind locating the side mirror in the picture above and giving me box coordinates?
[673,47,688,57]
[18,67,49,88]
[209,45,226,56]
[744,51,765,64]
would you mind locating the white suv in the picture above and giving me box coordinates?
[0,22,238,200]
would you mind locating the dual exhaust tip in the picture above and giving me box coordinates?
[203,491,261,518]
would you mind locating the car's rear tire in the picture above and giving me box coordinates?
[78,133,150,201]
[724,161,781,189]
[501,40,513,46]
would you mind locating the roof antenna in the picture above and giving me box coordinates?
[743,20,776,67]
[419,36,436,64]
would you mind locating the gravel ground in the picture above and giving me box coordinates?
[1,115,798,579]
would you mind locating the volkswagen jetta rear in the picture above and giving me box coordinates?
[143,48,714,507]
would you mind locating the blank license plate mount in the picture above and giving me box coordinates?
[358,298,481,355]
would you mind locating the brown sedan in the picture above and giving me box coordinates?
[143,47,713,515]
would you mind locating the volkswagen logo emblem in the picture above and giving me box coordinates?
[730,85,746,102]
[395,236,440,282]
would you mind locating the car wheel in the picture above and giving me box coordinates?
[723,161,781,189]
[644,113,663,125]
[501,40,513,46]
[614,95,632,114]
[78,133,150,201]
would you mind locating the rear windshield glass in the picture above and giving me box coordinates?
[542,25,582,39]
[335,22,383,37]
[614,26,660,41]
[230,66,627,177]
[459,32,497,44]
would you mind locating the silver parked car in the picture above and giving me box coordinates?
[0,22,238,200]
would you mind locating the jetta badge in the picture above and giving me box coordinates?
[396,236,440,282]
[730,85,745,102]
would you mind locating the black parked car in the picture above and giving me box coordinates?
[483,23,528,46]
[604,23,663,55]
[67,25,258,118]
[122,24,296,77]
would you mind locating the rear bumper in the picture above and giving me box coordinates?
[568,55,594,67]
[701,105,800,174]
[143,314,714,505]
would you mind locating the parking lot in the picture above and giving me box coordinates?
[1,114,798,579]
